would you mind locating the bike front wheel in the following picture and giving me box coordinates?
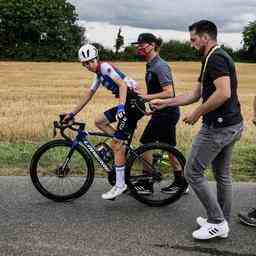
[30,139,94,202]
[126,143,188,207]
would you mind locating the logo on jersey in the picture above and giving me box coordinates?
[107,68,112,74]
[217,117,223,123]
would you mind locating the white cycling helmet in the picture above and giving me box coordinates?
[78,44,98,62]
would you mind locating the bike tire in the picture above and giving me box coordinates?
[30,139,95,202]
[126,143,187,207]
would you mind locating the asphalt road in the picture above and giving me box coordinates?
[0,177,255,256]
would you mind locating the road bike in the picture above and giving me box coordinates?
[30,116,188,206]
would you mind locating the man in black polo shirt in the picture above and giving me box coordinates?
[131,33,188,195]
[151,20,243,240]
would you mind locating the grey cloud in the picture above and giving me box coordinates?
[69,0,256,32]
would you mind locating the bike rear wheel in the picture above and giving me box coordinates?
[30,139,94,202]
[126,143,187,207]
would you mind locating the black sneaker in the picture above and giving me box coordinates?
[161,181,189,194]
[238,208,256,227]
[133,179,153,195]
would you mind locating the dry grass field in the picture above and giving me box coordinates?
[0,61,255,179]
[0,61,255,144]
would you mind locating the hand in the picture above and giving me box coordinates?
[116,104,126,120]
[133,87,143,95]
[150,99,170,110]
[61,112,75,123]
[140,94,152,101]
[182,110,202,125]
[133,88,150,100]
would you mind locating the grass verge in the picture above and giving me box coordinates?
[0,142,255,181]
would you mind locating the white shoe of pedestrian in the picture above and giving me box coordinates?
[192,220,229,240]
[102,185,127,200]
[196,216,208,227]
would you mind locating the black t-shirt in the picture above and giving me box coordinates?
[198,47,243,127]
[146,56,180,122]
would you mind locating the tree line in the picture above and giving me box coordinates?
[0,0,255,62]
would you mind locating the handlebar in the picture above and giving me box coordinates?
[53,115,86,140]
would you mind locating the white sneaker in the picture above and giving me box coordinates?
[102,185,127,200]
[196,216,208,227]
[192,220,229,240]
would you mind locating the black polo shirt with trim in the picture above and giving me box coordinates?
[198,47,243,127]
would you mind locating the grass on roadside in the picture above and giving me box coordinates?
[1,142,255,181]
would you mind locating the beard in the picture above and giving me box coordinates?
[198,45,206,57]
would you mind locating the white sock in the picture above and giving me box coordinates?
[115,165,125,188]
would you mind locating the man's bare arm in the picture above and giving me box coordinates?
[151,82,201,109]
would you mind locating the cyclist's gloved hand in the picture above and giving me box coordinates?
[61,112,75,123]
[116,104,126,120]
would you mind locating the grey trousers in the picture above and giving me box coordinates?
[184,122,243,223]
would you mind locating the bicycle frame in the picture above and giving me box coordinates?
[55,119,159,180]
[30,115,188,206]
[65,128,113,173]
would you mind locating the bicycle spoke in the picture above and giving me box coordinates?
[126,143,187,206]
[31,141,93,199]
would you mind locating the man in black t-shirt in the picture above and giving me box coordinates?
[151,20,243,240]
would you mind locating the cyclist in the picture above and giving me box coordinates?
[62,44,144,200]
[131,33,188,194]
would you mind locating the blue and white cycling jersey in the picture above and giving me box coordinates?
[90,62,137,97]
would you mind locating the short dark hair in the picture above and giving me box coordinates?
[189,20,217,40]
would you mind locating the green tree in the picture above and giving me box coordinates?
[220,44,234,57]
[160,40,199,61]
[242,21,256,59]
[92,42,105,52]
[0,0,83,60]
[114,27,124,54]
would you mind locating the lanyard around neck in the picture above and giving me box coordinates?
[201,45,220,82]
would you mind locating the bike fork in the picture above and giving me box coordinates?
[58,141,78,176]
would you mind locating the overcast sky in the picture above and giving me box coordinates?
[69,0,256,49]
